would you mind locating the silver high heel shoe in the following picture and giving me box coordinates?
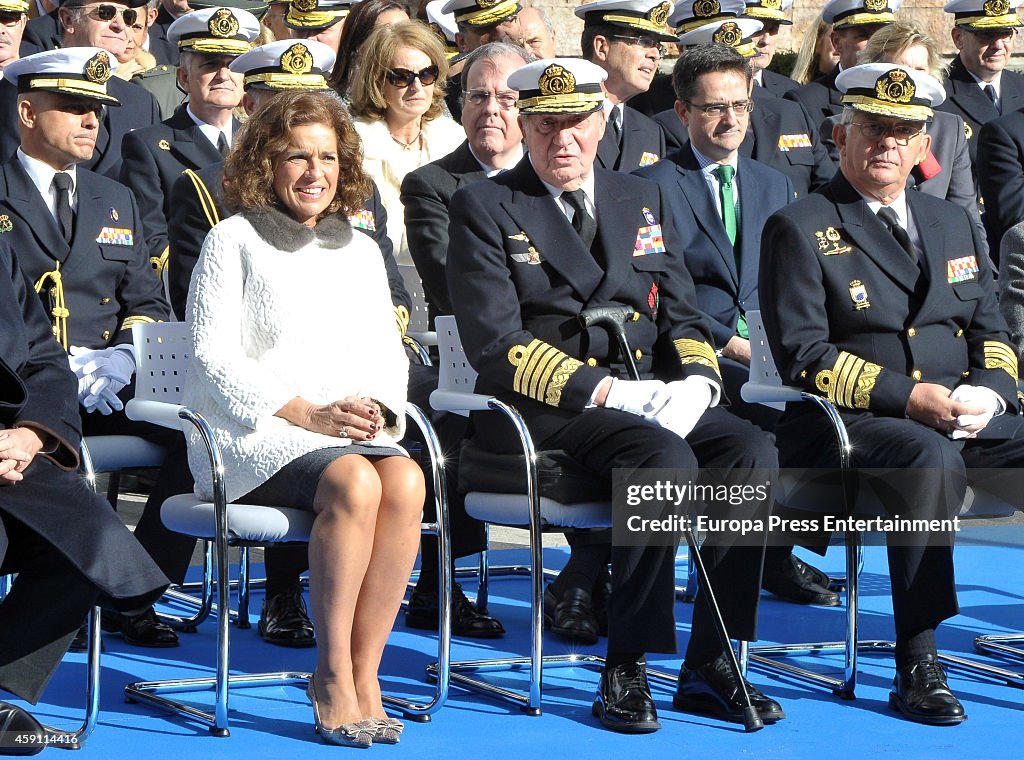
[370,717,403,744]
[306,679,374,748]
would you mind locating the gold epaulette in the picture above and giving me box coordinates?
[814,351,881,409]
[674,338,722,377]
[507,339,584,407]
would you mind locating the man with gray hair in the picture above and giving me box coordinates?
[516,5,555,59]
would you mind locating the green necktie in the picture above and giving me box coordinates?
[714,164,747,338]
[714,164,737,246]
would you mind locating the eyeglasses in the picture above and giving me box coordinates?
[612,34,666,58]
[463,89,518,110]
[385,65,439,88]
[77,4,139,25]
[685,100,754,118]
[848,121,924,145]
[0,9,24,25]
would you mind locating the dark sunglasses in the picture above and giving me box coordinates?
[385,65,439,88]
[79,4,139,25]
[0,9,24,24]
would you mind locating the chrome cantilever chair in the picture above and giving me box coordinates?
[121,321,451,736]
[739,310,869,698]
[427,316,612,714]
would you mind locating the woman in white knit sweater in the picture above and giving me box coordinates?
[184,91,422,748]
[349,20,464,266]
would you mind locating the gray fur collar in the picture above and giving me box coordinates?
[242,205,353,251]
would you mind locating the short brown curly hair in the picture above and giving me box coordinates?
[348,19,449,122]
[224,91,372,221]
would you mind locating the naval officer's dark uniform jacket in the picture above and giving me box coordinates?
[87,78,162,179]
[0,159,169,352]
[655,89,835,198]
[760,172,1023,636]
[447,158,777,658]
[784,64,842,131]
[938,56,1024,177]
[120,105,236,274]
[0,242,167,703]
[595,104,665,171]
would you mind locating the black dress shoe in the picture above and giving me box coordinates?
[889,655,966,725]
[405,583,505,638]
[0,701,46,756]
[543,585,599,645]
[259,590,316,647]
[591,660,661,733]
[762,553,839,606]
[674,653,786,724]
[591,571,612,638]
[107,607,179,648]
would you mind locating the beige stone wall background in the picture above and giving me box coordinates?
[535,2,970,59]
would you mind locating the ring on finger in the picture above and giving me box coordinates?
[339,425,349,438]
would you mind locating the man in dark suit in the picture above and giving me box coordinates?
[762,62,1024,725]
[0,238,167,725]
[146,0,183,65]
[744,0,798,98]
[978,107,1024,257]
[401,41,528,639]
[784,0,899,129]
[19,3,57,54]
[448,57,783,734]
[58,0,161,176]
[0,48,184,651]
[120,6,258,272]
[0,0,27,62]
[402,41,526,325]
[653,13,835,198]
[639,45,837,607]
[937,0,1024,171]
[574,0,673,172]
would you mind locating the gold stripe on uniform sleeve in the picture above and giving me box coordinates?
[120,315,157,331]
[508,339,584,407]
[673,338,722,377]
[815,350,881,409]
[150,246,169,279]
[394,305,410,336]
[984,340,1018,380]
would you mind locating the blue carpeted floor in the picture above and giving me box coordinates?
[13,524,1024,759]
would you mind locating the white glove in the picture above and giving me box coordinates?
[82,377,124,415]
[68,345,112,402]
[603,378,668,417]
[96,344,135,386]
[948,384,1003,439]
[647,377,714,441]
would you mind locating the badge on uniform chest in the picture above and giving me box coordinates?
[816,226,852,256]
[508,231,543,264]
[97,227,133,245]
[0,214,11,233]
[947,255,979,284]
[849,279,870,310]
[634,209,665,256]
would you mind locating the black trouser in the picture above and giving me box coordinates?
[543,407,775,661]
[0,513,99,703]
[778,407,1024,638]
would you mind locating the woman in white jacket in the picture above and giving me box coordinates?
[184,91,422,748]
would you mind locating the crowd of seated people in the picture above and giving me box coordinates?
[4,0,1024,748]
